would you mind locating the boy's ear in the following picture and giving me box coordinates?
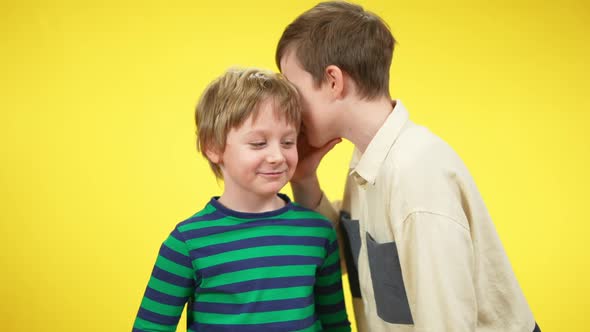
[324,65,345,98]
[205,148,222,164]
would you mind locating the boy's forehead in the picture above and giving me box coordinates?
[234,120,298,138]
[234,102,297,131]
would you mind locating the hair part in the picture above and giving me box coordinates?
[276,1,396,100]
[195,68,301,179]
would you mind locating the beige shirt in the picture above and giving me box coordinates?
[317,101,535,332]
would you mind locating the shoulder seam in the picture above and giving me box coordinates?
[401,210,469,233]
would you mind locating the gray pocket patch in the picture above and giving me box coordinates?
[366,232,414,324]
[340,212,361,267]
[340,212,362,298]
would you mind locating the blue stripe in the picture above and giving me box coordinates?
[137,307,179,326]
[152,266,194,288]
[144,287,188,306]
[315,281,344,295]
[189,314,318,332]
[291,204,314,212]
[199,276,316,293]
[318,261,340,277]
[182,218,331,239]
[178,210,227,226]
[200,255,323,277]
[317,300,347,314]
[170,228,186,243]
[322,320,351,329]
[191,235,326,258]
[326,239,339,253]
[194,295,314,314]
[159,244,193,268]
[208,194,293,219]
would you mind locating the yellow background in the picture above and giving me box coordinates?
[1,0,588,331]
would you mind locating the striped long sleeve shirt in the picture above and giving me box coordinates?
[133,194,350,331]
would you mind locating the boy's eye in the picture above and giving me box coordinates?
[282,141,295,147]
[249,142,266,148]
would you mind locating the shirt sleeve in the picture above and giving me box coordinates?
[133,228,196,332]
[397,211,477,331]
[315,229,352,332]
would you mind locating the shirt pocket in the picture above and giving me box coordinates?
[366,232,414,325]
[340,212,362,298]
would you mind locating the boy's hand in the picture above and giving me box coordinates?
[290,132,341,209]
[292,133,342,184]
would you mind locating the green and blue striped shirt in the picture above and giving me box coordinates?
[133,194,350,331]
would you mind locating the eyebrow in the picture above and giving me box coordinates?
[245,128,297,137]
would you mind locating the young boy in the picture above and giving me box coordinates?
[133,68,351,332]
[276,2,539,332]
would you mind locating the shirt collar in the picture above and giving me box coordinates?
[350,100,410,186]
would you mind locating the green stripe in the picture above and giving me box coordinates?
[186,226,331,249]
[190,204,216,218]
[133,317,175,332]
[195,304,315,325]
[179,217,250,232]
[156,255,193,278]
[317,270,343,287]
[316,290,346,305]
[163,235,189,256]
[293,320,322,332]
[197,286,313,304]
[323,249,340,266]
[180,209,328,232]
[140,296,184,317]
[195,245,325,269]
[148,275,192,298]
[202,265,316,288]
[326,231,337,243]
[318,310,348,325]
[280,209,328,220]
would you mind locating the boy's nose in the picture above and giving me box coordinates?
[266,145,286,164]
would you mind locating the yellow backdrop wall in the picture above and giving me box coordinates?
[1,0,588,331]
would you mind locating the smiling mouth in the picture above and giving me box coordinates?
[258,170,287,176]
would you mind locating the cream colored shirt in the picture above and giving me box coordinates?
[317,101,535,332]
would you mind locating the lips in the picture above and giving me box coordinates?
[257,170,287,177]
[258,170,287,175]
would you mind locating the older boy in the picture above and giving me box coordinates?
[276,2,539,331]
[133,68,350,331]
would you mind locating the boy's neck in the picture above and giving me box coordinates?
[339,97,395,153]
[217,191,285,214]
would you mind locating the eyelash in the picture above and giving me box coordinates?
[249,142,266,147]
[249,141,295,148]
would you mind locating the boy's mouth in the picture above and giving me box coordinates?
[258,170,287,176]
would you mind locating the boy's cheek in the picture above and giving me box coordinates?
[288,149,299,164]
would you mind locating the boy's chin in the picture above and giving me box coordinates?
[308,135,333,148]
[301,126,334,148]
[256,182,289,195]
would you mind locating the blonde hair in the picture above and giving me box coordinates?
[195,68,302,178]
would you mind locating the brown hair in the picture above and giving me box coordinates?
[195,68,301,178]
[276,1,396,99]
